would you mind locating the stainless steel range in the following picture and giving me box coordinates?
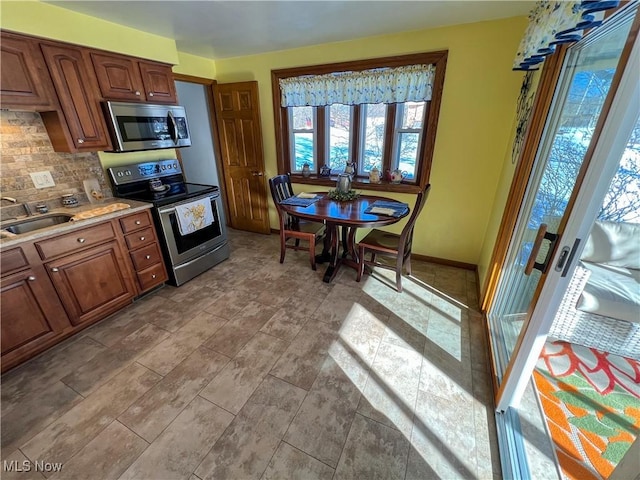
[108,159,229,286]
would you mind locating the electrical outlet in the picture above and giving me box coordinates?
[30,171,56,189]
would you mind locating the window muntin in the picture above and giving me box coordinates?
[289,106,316,171]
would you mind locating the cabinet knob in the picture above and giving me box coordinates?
[51,267,59,272]
[145,255,151,260]
[148,92,154,97]
[151,274,157,279]
[140,236,145,241]
[77,238,86,243]
[77,138,85,144]
[27,276,36,282]
[135,91,141,96]
[135,220,141,225]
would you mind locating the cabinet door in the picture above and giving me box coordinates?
[1,269,61,356]
[138,61,177,103]
[40,43,111,151]
[91,51,145,101]
[1,32,55,110]
[47,241,135,326]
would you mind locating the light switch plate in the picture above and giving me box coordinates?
[30,171,55,188]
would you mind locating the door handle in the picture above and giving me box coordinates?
[167,110,178,145]
[524,223,559,275]
[251,171,264,177]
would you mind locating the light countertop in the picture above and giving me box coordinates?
[0,199,153,249]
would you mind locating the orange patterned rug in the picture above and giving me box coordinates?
[533,341,640,480]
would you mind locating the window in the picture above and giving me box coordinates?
[272,51,447,191]
[289,106,316,172]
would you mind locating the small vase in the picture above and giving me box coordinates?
[302,163,311,177]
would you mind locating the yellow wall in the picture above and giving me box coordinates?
[174,51,216,79]
[0,1,178,64]
[214,17,527,264]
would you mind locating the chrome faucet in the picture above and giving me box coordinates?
[1,196,32,216]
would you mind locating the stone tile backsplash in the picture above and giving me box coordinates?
[0,110,112,215]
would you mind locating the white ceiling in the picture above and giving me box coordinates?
[45,1,534,59]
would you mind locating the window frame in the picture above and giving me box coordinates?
[271,51,448,193]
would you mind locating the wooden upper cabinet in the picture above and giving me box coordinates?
[91,52,176,104]
[138,61,177,103]
[0,32,55,110]
[40,43,112,152]
[91,51,145,101]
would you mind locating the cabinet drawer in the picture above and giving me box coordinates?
[130,243,163,271]
[120,211,151,233]
[1,248,28,276]
[125,227,155,250]
[136,263,167,291]
[36,222,115,260]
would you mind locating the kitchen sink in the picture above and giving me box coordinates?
[1,213,74,235]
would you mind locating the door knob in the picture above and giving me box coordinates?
[251,171,264,177]
[51,267,59,272]
[27,276,36,281]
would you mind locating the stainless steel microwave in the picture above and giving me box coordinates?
[103,101,191,152]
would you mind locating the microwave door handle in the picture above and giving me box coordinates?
[167,110,178,145]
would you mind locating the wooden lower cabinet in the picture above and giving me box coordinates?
[0,210,165,373]
[1,268,63,354]
[1,261,72,373]
[46,240,135,326]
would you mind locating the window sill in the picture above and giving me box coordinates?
[288,174,422,193]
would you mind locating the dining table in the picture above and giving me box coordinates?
[279,193,410,283]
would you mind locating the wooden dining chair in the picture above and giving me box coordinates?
[269,174,326,270]
[356,184,431,292]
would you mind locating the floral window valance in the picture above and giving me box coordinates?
[279,64,435,107]
[514,0,620,70]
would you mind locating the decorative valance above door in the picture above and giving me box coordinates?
[513,0,621,70]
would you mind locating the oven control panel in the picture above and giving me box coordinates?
[109,160,182,185]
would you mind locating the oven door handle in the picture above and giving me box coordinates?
[158,196,217,215]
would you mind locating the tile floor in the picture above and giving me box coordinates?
[1,229,501,479]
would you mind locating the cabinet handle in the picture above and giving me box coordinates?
[135,91,141,96]
[51,267,59,272]
[77,238,86,243]
[145,255,151,259]
[140,236,145,241]
[148,92,154,97]
[77,138,85,144]
[27,276,36,281]
[135,220,141,225]
[151,274,157,279]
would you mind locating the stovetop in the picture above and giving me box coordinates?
[115,182,219,207]
[108,160,220,207]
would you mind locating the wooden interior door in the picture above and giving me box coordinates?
[213,81,270,234]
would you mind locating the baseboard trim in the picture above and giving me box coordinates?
[269,230,477,272]
[411,253,477,271]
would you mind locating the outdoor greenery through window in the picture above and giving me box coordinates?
[272,51,447,191]
[289,102,425,180]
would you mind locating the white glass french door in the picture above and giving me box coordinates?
[488,6,637,406]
